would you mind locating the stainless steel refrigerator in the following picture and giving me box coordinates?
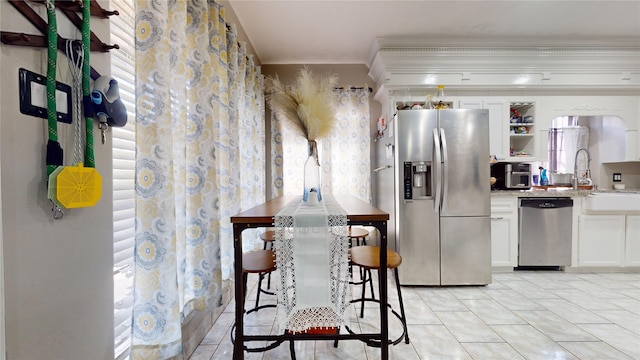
[395,109,491,286]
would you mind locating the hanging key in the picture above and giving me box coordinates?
[99,122,108,144]
[51,200,64,220]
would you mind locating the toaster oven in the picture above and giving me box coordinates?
[491,162,531,190]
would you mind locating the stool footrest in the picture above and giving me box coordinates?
[230,304,283,353]
[346,297,409,346]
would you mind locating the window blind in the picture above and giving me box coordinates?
[109,0,135,358]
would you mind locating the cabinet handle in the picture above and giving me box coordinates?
[491,217,504,220]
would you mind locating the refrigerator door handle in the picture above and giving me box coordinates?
[440,128,448,212]
[433,128,442,213]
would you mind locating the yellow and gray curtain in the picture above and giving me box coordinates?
[132,0,265,358]
[271,87,371,202]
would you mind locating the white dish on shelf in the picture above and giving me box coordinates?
[613,183,626,190]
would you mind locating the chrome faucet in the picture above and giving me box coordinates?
[573,148,592,189]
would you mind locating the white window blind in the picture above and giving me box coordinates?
[110,0,135,359]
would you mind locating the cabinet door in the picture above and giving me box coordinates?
[491,214,517,267]
[578,215,625,266]
[485,100,509,161]
[490,197,518,267]
[626,215,640,266]
[459,99,483,109]
[460,99,508,160]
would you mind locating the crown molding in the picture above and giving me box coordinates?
[368,46,640,92]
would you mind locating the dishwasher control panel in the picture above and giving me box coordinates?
[520,198,573,209]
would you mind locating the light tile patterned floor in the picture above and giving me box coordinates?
[189,271,640,360]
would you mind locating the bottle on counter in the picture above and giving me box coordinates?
[539,166,549,186]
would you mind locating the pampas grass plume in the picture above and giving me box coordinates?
[266,67,338,141]
[266,75,306,138]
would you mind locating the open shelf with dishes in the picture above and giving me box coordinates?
[509,102,535,158]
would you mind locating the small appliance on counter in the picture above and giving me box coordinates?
[491,162,531,190]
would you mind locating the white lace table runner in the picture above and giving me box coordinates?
[274,195,349,333]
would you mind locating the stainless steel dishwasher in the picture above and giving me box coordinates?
[518,198,573,268]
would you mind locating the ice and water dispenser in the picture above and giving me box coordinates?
[403,161,432,199]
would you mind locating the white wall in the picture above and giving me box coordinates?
[1,2,113,359]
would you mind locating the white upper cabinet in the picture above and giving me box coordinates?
[459,98,509,160]
[459,98,538,161]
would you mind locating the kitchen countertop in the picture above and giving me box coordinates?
[492,187,640,197]
[491,189,590,197]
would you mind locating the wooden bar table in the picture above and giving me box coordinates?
[230,195,390,359]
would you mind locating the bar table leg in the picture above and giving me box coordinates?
[233,224,245,360]
[377,221,389,359]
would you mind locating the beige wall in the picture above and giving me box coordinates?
[1,2,113,359]
[261,64,381,200]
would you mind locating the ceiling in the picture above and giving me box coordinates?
[228,0,640,67]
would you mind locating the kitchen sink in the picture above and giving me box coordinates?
[583,192,640,213]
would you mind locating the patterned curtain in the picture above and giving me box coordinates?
[132,1,265,358]
[271,88,371,203]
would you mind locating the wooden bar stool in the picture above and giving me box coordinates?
[347,226,370,284]
[231,250,283,353]
[349,245,410,345]
[259,230,276,289]
[242,250,276,313]
[348,226,369,247]
[259,229,276,250]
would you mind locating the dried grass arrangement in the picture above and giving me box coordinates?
[266,67,338,141]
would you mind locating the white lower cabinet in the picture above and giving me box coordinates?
[491,197,518,267]
[626,215,640,266]
[578,215,626,266]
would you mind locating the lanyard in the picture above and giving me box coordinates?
[45,0,63,178]
[82,0,96,168]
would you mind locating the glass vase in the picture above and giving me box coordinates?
[303,140,322,202]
